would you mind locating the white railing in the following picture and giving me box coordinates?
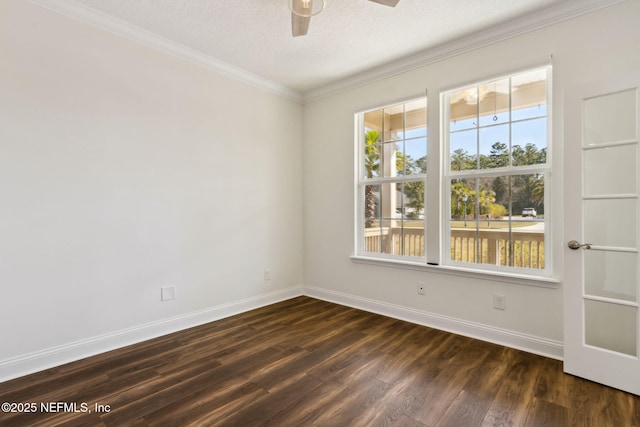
[364,227,544,268]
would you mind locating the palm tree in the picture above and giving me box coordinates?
[478,187,496,216]
[364,130,380,227]
[450,182,469,218]
[532,174,544,205]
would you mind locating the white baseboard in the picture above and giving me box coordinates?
[304,285,564,360]
[0,286,304,383]
[1,284,563,383]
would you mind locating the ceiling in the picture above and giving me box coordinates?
[36,0,620,100]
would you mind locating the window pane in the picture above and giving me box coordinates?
[400,222,425,257]
[512,173,544,221]
[405,98,427,139]
[383,104,404,141]
[512,140,547,167]
[585,300,637,356]
[450,178,476,223]
[380,219,396,255]
[450,178,478,263]
[585,251,637,302]
[404,138,427,175]
[584,145,636,196]
[379,182,399,220]
[369,219,426,257]
[449,175,545,269]
[402,181,425,220]
[450,88,478,132]
[363,182,426,257]
[450,131,476,171]
[364,184,381,228]
[363,226,383,254]
[486,142,510,169]
[512,118,547,165]
[363,129,380,179]
[480,124,509,169]
[584,89,636,145]
[479,78,510,126]
[380,142,399,178]
[364,110,382,133]
[512,69,547,121]
[584,198,636,248]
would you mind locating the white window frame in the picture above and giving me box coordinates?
[441,66,552,277]
[355,97,428,262]
[353,65,555,283]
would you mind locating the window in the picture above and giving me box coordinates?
[356,66,551,277]
[444,67,549,272]
[358,98,428,259]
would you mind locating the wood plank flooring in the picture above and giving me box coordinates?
[1,296,639,426]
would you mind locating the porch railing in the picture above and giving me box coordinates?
[364,227,544,269]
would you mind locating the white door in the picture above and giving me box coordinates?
[564,71,640,395]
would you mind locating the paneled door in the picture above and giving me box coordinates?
[564,71,640,395]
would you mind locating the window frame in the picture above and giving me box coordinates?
[353,65,555,283]
[355,96,428,262]
[441,66,552,276]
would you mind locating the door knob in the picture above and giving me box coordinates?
[568,240,592,250]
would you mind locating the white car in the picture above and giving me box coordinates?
[522,208,537,217]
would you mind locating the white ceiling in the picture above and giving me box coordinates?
[35,0,621,100]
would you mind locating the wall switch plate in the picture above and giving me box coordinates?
[161,286,176,301]
[264,269,271,281]
[493,293,506,310]
[417,281,426,295]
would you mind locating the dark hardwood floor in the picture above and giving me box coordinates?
[1,296,639,426]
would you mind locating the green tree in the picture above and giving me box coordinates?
[512,144,546,213]
[451,148,473,171]
[489,141,509,168]
[512,143,546,166]
[451,181,472,218]
[491,176,507,206]
[531,174,544,206]
[403,155,426,219]
[477,187,496,216]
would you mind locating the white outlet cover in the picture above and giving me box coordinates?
[493,293,506,310]
[161,286,176,301]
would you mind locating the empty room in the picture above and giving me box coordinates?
[1,0,639,425]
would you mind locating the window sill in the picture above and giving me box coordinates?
[350,255,560,288]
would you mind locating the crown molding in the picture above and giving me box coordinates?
[26,0,623,105]
[27,0,304,103]
[303,0,625,103]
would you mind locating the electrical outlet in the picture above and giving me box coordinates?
[417,281,425,295]
[493,293,506,310]
[264,269,271,281]
[161,286,176,301]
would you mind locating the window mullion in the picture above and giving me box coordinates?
[425,91,441,265]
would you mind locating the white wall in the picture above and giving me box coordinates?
[0,0,303,378]
[303,1,640,355]
[2,0,638,382]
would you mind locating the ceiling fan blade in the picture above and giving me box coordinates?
[292,13,311,37]
[368,0,400,6]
